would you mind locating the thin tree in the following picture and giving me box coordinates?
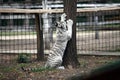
[62,0,80,68]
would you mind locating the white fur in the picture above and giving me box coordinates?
[45,13,73,68]
[67,19,73,40]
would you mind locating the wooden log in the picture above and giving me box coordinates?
[0,6,119,13]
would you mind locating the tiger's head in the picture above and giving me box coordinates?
[55,13,67,31]
[55,21,67,31]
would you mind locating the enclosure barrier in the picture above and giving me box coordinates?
[0,6,120,13]
[0,7,120,63]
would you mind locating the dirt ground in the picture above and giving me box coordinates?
[0,55,120,80]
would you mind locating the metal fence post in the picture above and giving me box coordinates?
[94,12,99,39]
[35,13,44,60]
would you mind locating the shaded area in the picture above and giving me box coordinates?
[69,60,120,80]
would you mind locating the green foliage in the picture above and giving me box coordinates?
[0,31,36,36]
[108,48,120,52]
[0,66,13,72]
[17,53,31,63]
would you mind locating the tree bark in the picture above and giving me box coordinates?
[35,14,44,61]
[62,0,80,68]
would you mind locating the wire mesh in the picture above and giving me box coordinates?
[0,13,37,63]
[76,9,120,54]
[0,0,120,63]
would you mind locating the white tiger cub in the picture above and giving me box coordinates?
[45,13,73,68]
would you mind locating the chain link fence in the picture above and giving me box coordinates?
[76,9,120,55]
[0,4,120,63]
[0,13,37,63]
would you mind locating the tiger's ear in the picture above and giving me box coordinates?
[61,13,67,22]
[61,13,67,18]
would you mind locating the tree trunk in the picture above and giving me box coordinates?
[62,0,80,68]
[35,14,44,61]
